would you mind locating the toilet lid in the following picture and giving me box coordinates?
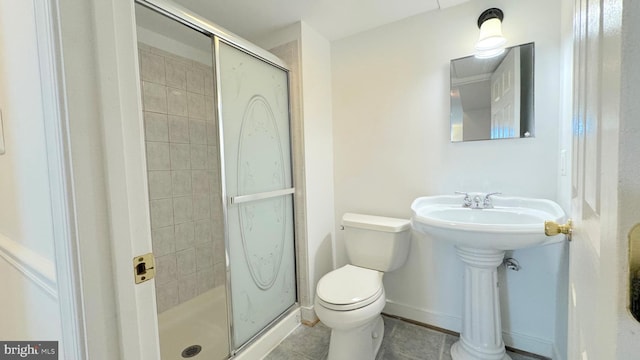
[317,265,383,310]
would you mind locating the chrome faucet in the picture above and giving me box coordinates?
[482,192,501,209]
[455,192,501,209]
[472,195,483,209]
[455,192,473,207]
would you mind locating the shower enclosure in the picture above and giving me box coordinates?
[134,1,297,358]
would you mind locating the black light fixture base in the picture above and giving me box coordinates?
[477,8,504,28]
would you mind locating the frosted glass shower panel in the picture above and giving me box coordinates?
[218,40,296,347]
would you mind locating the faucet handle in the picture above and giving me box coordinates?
[455,191,472,207]
[483,192,502,208]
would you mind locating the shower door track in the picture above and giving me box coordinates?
[135,0,289,71]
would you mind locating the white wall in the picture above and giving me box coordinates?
[331,0,565,356]
[0,0,56,261]
[299,21,336,305]
[0,260,61,341]
[0,0,62,342]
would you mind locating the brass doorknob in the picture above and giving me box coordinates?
[545,219,573,240]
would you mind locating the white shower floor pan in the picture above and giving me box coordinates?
[158,286,229,360]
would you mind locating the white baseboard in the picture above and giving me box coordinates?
[552,343,565,360]
[0,234,57,299]
[300,305,318,325]
[384,299,554,358]
[502,330,553,358]
[384,299,462,332]
[233,308,301,360]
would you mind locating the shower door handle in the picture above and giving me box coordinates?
[229,187,295,205]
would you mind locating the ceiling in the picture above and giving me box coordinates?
[171,0,472,42]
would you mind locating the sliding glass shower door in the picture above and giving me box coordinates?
[216,39,296,348]
[135,0,297,355]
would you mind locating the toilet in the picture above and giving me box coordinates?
[315,213,411,360]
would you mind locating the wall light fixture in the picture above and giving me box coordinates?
[475,8,506,58]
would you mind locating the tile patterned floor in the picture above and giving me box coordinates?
[264,315,544,360]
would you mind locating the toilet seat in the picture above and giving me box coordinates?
[317,265,383,311]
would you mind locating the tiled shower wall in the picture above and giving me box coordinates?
[138,42,226,313]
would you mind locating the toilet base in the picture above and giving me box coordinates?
[326,315,384,360]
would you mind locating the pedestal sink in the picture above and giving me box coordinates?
[411,195,566,360]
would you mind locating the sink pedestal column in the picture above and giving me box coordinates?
[451,246,511,360]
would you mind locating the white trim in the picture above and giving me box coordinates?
[0,234,57,299]
[90,0,161,358]
[384,300,554,358]
[33,0,88,358]
[233,308,301,360]
[502,331,553,358]
[384,299,462,332]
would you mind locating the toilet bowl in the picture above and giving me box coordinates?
[315,264,387,359]
[314,213,411,360]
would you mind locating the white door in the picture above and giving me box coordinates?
[567,0,640,359]
[490,47,520,139]
[568,0,611,357]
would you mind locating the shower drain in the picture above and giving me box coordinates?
[181,345,202,358]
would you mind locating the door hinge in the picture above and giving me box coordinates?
[133,253,155,284]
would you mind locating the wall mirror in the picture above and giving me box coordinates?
[450,42,534,142]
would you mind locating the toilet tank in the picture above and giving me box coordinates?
[342,213,411,272]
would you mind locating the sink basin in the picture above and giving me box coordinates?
[411,195,566,250]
